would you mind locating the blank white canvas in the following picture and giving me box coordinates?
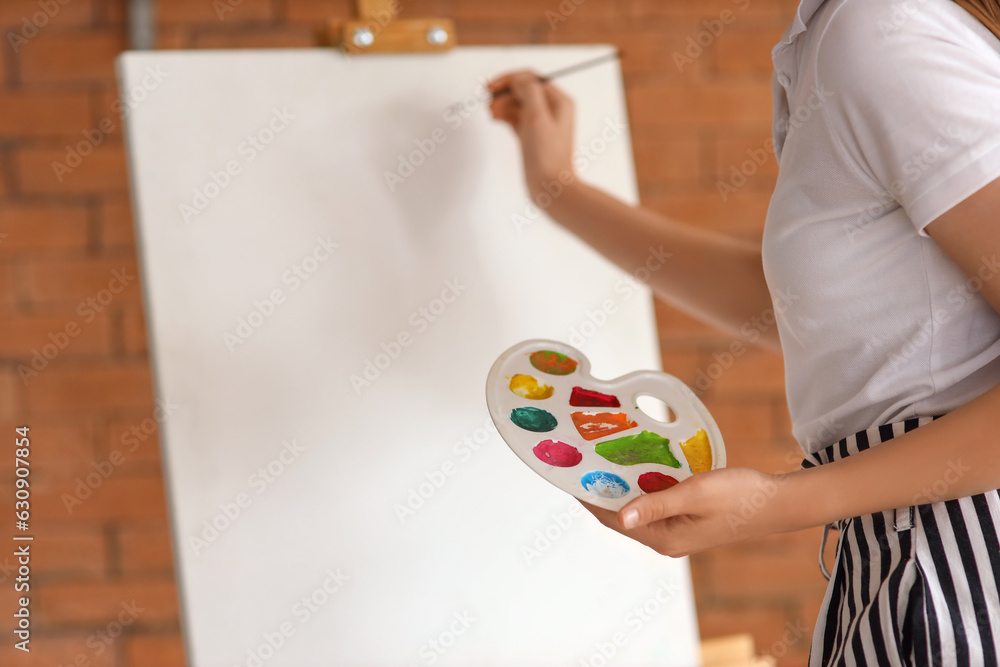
[118,45,702,667]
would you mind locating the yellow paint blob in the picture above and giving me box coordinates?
[680,429,712,474]
[508,374,554,400]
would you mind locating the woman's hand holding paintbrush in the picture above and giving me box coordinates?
[487,70,577,207]
[486,53,620,204]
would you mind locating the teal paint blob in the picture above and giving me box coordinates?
[510,406,558,432]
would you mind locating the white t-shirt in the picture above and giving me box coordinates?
[762,0,1000,453]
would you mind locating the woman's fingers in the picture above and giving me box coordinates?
[489,94,520,126]
[578,469,792,558]
[485,70,527,94]
[543,81,575,124]
[507,72,550,123]
[486,69,578,196]
[618,485,687,529]
[487,71,559,129]
[487,71,533,128]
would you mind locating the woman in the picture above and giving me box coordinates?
[488,0,1000,664]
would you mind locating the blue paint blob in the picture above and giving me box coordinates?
[580,471,631,499]
[510,406,558,432]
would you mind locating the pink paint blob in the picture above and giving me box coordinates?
[532,440,583,468]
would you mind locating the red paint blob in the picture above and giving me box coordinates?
[569,386,621,407]
[532,440,583,467]
[638,472,680,493]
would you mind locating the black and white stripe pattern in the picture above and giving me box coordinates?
[801,417,1000,666]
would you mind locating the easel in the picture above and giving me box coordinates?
[324,3,775,665]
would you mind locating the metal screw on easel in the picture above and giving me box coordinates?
[352,27,374,48]
[426,25,449,46]
[331,0,456,54]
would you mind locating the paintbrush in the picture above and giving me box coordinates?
[488,50,622,102]
[445,50,622,112]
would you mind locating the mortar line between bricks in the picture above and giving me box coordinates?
[106,520,121,577]
[271,0,285,24]
[1,147,19,198]
[701,125,717,191]
[110,304,126,358]
[89,81,106,133]
[86,195,102,253]
[16,131,126,145]
[4,45,19,86]
[92,408,112,459]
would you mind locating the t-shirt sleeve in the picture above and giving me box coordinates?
[815,1,1000,237]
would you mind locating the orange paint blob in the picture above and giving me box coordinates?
[570,412,638,441]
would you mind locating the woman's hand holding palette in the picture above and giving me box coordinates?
[486,340,726,511]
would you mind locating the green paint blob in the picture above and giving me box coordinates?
[594,430,681,468]
[510,407,558,433]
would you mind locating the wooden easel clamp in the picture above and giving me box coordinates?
[329,0,456,54]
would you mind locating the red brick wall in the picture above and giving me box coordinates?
[0,1,831,665]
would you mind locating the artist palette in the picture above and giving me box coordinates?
[486,340,725,511]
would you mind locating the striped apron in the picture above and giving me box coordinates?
[802,416,1000,666]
